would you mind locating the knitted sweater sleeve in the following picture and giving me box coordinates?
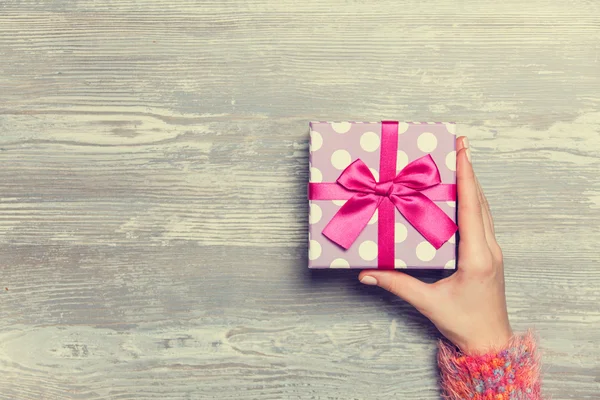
[438,332,542,399]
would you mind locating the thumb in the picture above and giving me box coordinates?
[358,270,434,312]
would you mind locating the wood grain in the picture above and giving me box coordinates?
[1,0,599,398]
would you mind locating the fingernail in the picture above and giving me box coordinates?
[466,148,472,163]
[462,137,469,149]
[360,276,378,286]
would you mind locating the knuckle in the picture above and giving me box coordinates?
[478,263,495,275]
[492,244,503,263]
[463,252,495,275]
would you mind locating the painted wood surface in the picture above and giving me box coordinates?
[1,1,599,398]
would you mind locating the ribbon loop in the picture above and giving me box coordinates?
[393,154,442,190]
[336,159,376,192]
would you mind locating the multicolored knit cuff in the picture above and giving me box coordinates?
[438,331,542,399]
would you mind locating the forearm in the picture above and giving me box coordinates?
[438,331,542,399]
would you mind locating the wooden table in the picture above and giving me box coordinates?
[1,1,599,398]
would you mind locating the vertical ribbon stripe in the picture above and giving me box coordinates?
[378,121,399,269]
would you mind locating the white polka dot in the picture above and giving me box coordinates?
[445,150,456,171]
[309,204,322,224]
[360,131,380,152]
[310,167,323,183]
[309,240,322,260]
[332,200,347,206]
[417,132,438,153]
[310,130,323,152]
[416,241,436,261]
[359,240,378,261]
[331,122,351,133]
[395,259,407,268]
[447,201,456,208]
[444,259,456,269]
[398,122,409,134]
[368,210,378,225]
[396,151,409,173]
[331,149,352,170]
[446,123,456,135]
[449,234,456,244]
[369,168,379,181]
[330,258,350,268]
[395,223,408,243]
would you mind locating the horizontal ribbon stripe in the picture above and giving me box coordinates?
[308,182,456,201]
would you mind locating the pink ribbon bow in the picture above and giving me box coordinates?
[308,121,458,269]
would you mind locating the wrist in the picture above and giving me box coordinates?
[461,328,513,355]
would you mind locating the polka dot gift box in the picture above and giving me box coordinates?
[308,121,458,269]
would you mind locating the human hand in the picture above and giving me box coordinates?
[359,136,512,354]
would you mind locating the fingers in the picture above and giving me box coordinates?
[457,138,503,266]
[458,136,494,238]
[475,175,495,237]
[474,175,504,261]
[456,141,487,249]
[358,270,435,313]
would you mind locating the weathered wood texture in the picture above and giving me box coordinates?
[1,1,599,399]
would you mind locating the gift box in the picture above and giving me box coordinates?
[308,121,458,269]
